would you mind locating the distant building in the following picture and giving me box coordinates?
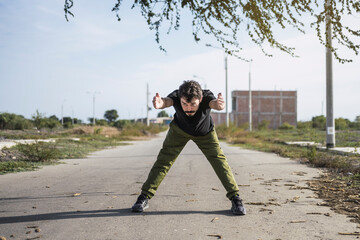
[150,117,172,125]
[211,90,297,129]
[136,117,172,125]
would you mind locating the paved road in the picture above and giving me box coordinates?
[0,132,358,240]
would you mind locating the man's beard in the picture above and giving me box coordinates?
[185,111,196,116]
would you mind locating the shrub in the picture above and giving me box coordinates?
[238,122,249,130]
[32,111,62,129]
[312,115,326,130]
[96,119,109,126]
[335,117,350,130]
[94,128,102,135]
[46,118,62,129]
[306,146,317,163]
[113,119,132,129]
[279,122,295,130]
[258,120,270,130]
[0,112,33,130]
[215,123,239,139]
[104,109,119,123]
[157,110,169,117]
[16,142,60,162]
[297,121,312,129]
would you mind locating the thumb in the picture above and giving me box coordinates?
[218,93,222,98]
[156,93,160,98]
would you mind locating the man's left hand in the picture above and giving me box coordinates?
[216,93,225,110]
[210,93,225,110]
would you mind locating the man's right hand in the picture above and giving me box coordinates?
[153,93,164,109]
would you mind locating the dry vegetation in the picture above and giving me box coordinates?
[216,124,360,224]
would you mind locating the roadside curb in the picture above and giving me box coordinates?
[285,141,359,155]
[0,138,80,150]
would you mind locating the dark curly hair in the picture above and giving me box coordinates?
[178,80,203,102]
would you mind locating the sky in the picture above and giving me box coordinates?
[0,0,359,123]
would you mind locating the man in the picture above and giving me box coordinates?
[131,80,246,215]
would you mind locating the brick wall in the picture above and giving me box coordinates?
[211,90,297,129]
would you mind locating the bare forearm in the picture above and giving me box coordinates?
[159,97,173,109]
[210,99,225,110]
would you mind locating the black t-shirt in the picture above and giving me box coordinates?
[167,89,216,136]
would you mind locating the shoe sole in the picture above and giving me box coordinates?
[131,204,149,212]
[231,208,246,215]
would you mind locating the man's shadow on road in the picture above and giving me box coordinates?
[0,208,235,224]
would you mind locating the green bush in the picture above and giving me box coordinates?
[96,119,108,126]
[48,119,61,129]
[312,115,326,130]
[0,112,33,130]
[354,116,360,130]
[238,122,249,130]
[258,120,270,130]
[215,122,239,139]
[104,109,119,123]
[0,161,39,174]
[16,142,60,162]
[335,117,350,130]
[306,146,317,163]
[94,128,102,135]
[157,110,169,117]
[113,119,132,129]
[279,122,295,130]
[32,111,62,129]
[297,121,312,129]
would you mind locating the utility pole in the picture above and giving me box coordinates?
[61,99,66,126]
[71,107,74,125]
[248,60,253,131]
[325,0,335,148]
[206,44,229,127]
[87,91,100,125]
[92,94,96,125]
[225,52,229,128]
[146,83,150,126]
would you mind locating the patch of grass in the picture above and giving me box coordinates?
[0,123,168,174]
[55,137,129,159]
[217,126,360,174]
[1,138,127,174]
[0,161,43,174]
[0,123,168,140]
[16,142,61,162]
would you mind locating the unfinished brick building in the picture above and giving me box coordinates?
[211,90,297,129]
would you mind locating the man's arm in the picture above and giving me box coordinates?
[209,93,225,111]
[153,93,174,109]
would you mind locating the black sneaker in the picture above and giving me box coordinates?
[131,194,149,212]
[231,195,246,215]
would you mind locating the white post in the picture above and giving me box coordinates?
[61,99,66,126]
[61,103,64,126]
[87,91,100,125]
[205,44,230,128]
[225,53,229,128]
[325,0,335,148]
[146,83,150,126]
[72,107,74,125]
[92,94,96,125]
[249,60,252,131]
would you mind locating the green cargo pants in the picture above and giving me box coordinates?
[141,121,239,200]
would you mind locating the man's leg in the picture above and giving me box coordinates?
[141,122,189,198]
[193,129,239,200]
[193,129,245,215]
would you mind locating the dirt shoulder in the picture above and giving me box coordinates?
[308,171,360,225]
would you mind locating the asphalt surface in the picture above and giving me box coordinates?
[0,132,359,240]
